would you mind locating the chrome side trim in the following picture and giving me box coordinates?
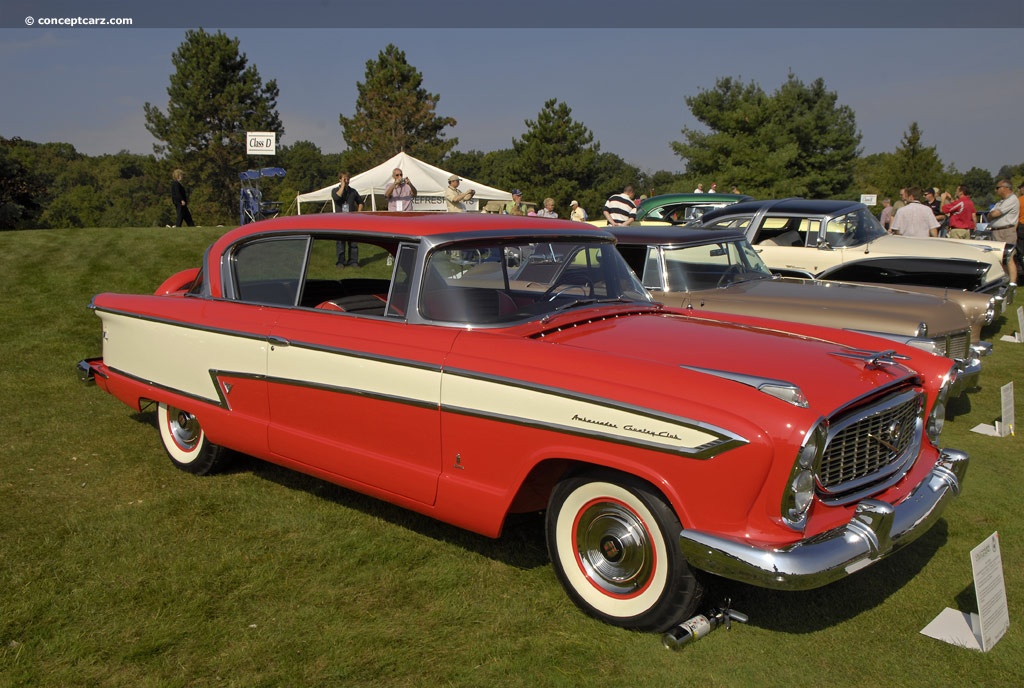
[678,448,969,590]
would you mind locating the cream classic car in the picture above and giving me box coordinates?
[697,199,1015,310]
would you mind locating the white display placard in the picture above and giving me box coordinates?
[971,382,1015,437]
[246,131,277,156]
[921,532,1009,651]
[999,306,1023,342]
[860,194,878,206]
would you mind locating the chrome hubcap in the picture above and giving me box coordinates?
[575,501,653,595]
[168,407,200,451]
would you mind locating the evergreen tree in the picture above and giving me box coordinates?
[144,29,283,223]
[510,99,600,215]
[889,122,945,192]
[672,74,861,199]
[339,44,457,171]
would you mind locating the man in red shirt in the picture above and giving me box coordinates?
[939,184,976,240]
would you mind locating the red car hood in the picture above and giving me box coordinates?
[532,309,919,414]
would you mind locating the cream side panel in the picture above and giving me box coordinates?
[101,312,268,402]
[270,346,440,405]
[442,375,720,453]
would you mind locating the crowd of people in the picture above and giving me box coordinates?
[886,180,1023,282]
[311,166,1024,281]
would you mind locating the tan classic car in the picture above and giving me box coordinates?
[612,226,986,396]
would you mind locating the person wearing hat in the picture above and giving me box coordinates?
[569,200,587,222]
[504,189,527,216]
[444,174,475,212]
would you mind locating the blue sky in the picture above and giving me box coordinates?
[2,1,1023,180]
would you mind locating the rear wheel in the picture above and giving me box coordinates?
[546,470,701,632]
[156,402,228,475]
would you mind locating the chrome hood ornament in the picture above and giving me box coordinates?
[830,348,911,370]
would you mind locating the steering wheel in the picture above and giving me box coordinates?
[545,276,595,301]
[716,264,744,288]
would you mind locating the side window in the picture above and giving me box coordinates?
[302,237,395,315]
[386,245,417,317]
[642,246,664,290]
[614,245,645,276]
[824,213,859,247]
[704,218,744,230]
[233,236,309,306]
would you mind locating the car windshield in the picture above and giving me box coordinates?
[654,203,736,225]
[823,207,888,247]
[421,239,652,324]
[657,239,773,291]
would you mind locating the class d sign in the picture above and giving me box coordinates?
[247,132,276,156]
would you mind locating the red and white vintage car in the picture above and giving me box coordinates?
[78,214,969,632]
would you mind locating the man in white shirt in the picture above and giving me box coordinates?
[890,187,939,238]
[384,168,417,211]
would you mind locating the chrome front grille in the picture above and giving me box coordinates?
[817,389,924,502]
[929,330,970,359]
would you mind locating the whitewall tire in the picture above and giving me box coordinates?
[156,402,227,475]
[546,470,701,631]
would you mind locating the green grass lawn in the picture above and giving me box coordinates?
[1,226,1022,687]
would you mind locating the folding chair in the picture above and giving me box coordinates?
[239,167,286,225]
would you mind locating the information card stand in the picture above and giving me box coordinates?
[999,306,1024,343]
[921,532,1009,651]
[971,382,1015,437]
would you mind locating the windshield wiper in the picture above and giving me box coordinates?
[553,296,644,312]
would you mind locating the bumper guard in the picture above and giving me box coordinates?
[678,448,969,590]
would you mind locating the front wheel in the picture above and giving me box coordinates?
[546,471,702,632]
[156,402,228,475]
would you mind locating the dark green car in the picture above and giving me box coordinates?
[637,193,752,224]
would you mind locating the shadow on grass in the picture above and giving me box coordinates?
[129,410,549,571]
[239,453,550,570]
[700,519,949,634]
[129,409,955,627]
[946,390,972,419]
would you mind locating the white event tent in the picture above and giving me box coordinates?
[296,152,514,213]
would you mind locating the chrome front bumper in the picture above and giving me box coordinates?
[950,352,984,397]
[995,282,1016,313]
[678,448,969,590]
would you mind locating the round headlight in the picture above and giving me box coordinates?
[782,422,825,530]
[926,364,956,444]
